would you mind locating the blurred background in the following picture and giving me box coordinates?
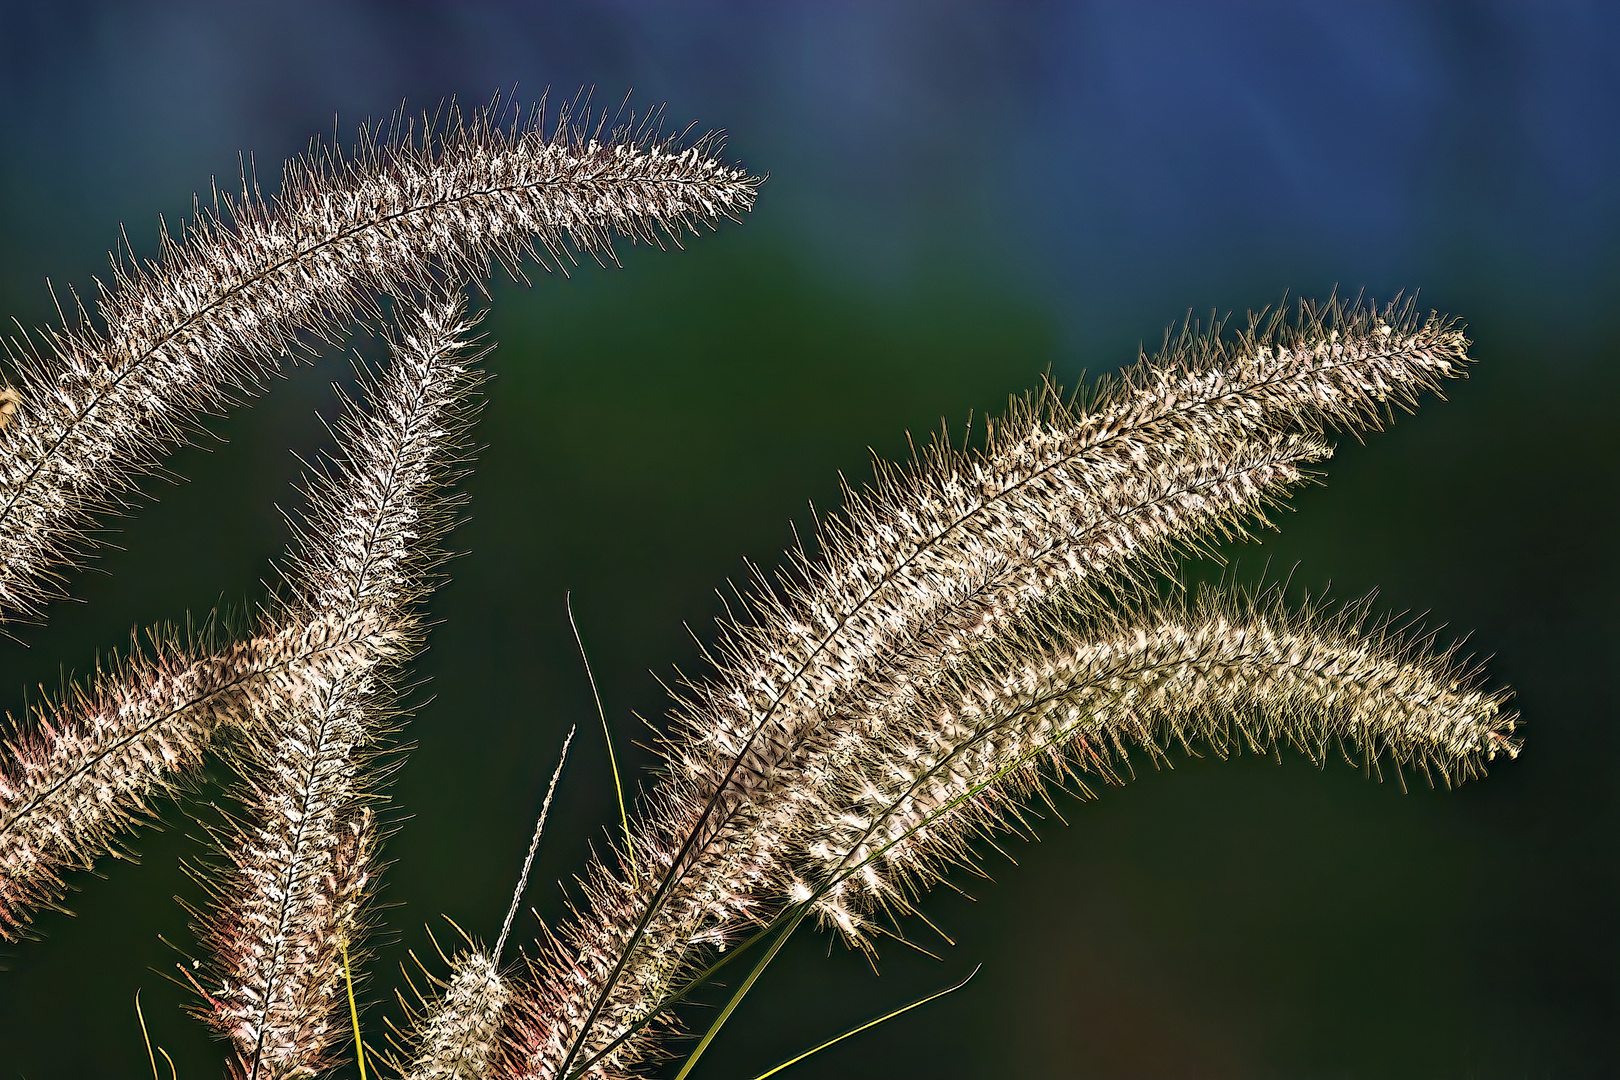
[0,2,1615,1077]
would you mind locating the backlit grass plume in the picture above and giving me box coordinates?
[500,301,1512,1080]
[0,608,402,941]
[0,95,758,627]
[0,94,757,939]
[781,588,1515,946]
[0,93,1515,1080]
[192,290,483,1079]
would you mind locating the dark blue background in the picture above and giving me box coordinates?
[0,3,1614,1076]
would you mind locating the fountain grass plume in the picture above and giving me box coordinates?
[502,299,1498,1080]
[781,585,1517,945]
[189,291,484,1079]
[0,608,404,942]
[0,94,759,627]
[0,93,759,943]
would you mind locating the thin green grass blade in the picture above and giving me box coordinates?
[569,593,635,884]
[749,964,981,1080]
[562,915,787,1079]
[340,938,368,1080]
[136,990,160,1080]
[671,907,811,1080]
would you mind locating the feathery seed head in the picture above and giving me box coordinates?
[0,608,402,941]
[197,673,385,1080]
[669,300,1464,818]
[279,290,487,626]
[786,589,1516,946]
[398,950,511,1080]
[507,298,1489,1080]
[194,291,486,1077]
[0,81,1503,1075]
[0,96,760,626]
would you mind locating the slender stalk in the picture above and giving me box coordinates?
[671,909,808,1080]
[342,938,370,1080]
[570,595,633,885]
[748,965,981,1080]
[396,728,574,1080]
